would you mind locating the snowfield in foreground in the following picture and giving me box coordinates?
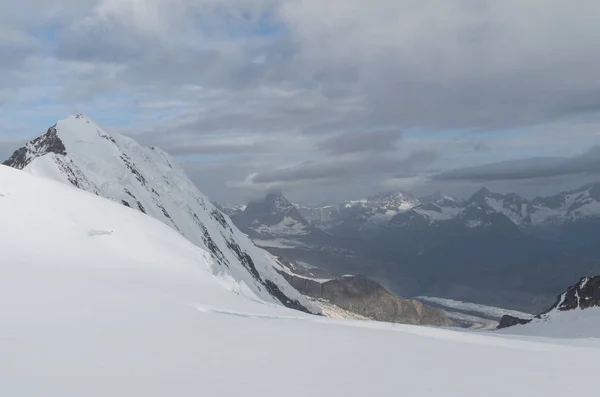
[1,165,598,397]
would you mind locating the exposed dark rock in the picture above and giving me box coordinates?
[99,132,117,144]
[121,200,131,208]
[541,276,600,313]
[124,189,136,199]
[497,315,532,329]
[136,201,146,214]
[281,272,452,326]
[263,280,312,314]
[52,157,97,191]
[196,221,229,268]
[211,209,233,233]
[197,197,207,211]
[224,238,312,312]
[120,154,147,187]
[226,239,262,282]
[4,125,66,169]
[497,276,600,329]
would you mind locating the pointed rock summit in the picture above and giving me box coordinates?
[231,191,315,239]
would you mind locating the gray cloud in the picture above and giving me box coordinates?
[37,0,600,133]
[317,130,402,154]
[252,150,436,184]
[2,1,600,203]
[433,146,600,182]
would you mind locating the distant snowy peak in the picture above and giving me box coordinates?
[419,191,464,207]
[264,192,304,219]
[231,192,314,238]
[341,191,420,217]
[297,190,421,230]
[391,185,600,230]
[364,191,420,211]
[463,189,529,227]
[530,183,600,224]
[4,114,314,313]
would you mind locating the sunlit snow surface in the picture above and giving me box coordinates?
[1,165,599,397]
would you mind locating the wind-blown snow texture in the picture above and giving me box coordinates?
[4,114,313,313]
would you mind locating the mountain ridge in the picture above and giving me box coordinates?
[4,114,315,313]
[498,276,600,329]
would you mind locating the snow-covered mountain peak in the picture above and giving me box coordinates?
[364,190,420,211]
[264,191,298,217]
[469,187,492,203]
[231,192,317,239]
[4,115,314,313]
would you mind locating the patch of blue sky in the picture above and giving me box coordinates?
[28,25,61,52]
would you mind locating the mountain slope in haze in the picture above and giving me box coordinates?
[297,191,420,231]
[289,185,600,312]
[2,163,599,396]
[4,114,313,313]
[231,192,313,238]
[231,191,333,248]
[388,185,600,229]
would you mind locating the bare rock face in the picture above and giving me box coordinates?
[497,315,532,329]
[498,276,600,329]
[4,125,66,169]
[547,276,600,311]
[281,273,453,327]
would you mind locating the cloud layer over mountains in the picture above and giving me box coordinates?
[2,1,600,202]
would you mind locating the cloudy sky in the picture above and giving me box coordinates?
[1,0,600,204]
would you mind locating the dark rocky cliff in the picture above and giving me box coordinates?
[498,276,600,329]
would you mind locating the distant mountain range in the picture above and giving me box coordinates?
[285,184,600,232]
[224,186,600,313]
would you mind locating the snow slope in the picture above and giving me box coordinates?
[497,308,600,338]
[4,114,312,312]
[1,164,599,396]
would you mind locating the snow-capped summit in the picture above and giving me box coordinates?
[464,189,529,226]
[419,191,464,207]
[4,114,313,313]
[389,185,600,230]
[528,183,600,224]
[364,191,420,213]
[231,191,315,239]
[297,190,420,230]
